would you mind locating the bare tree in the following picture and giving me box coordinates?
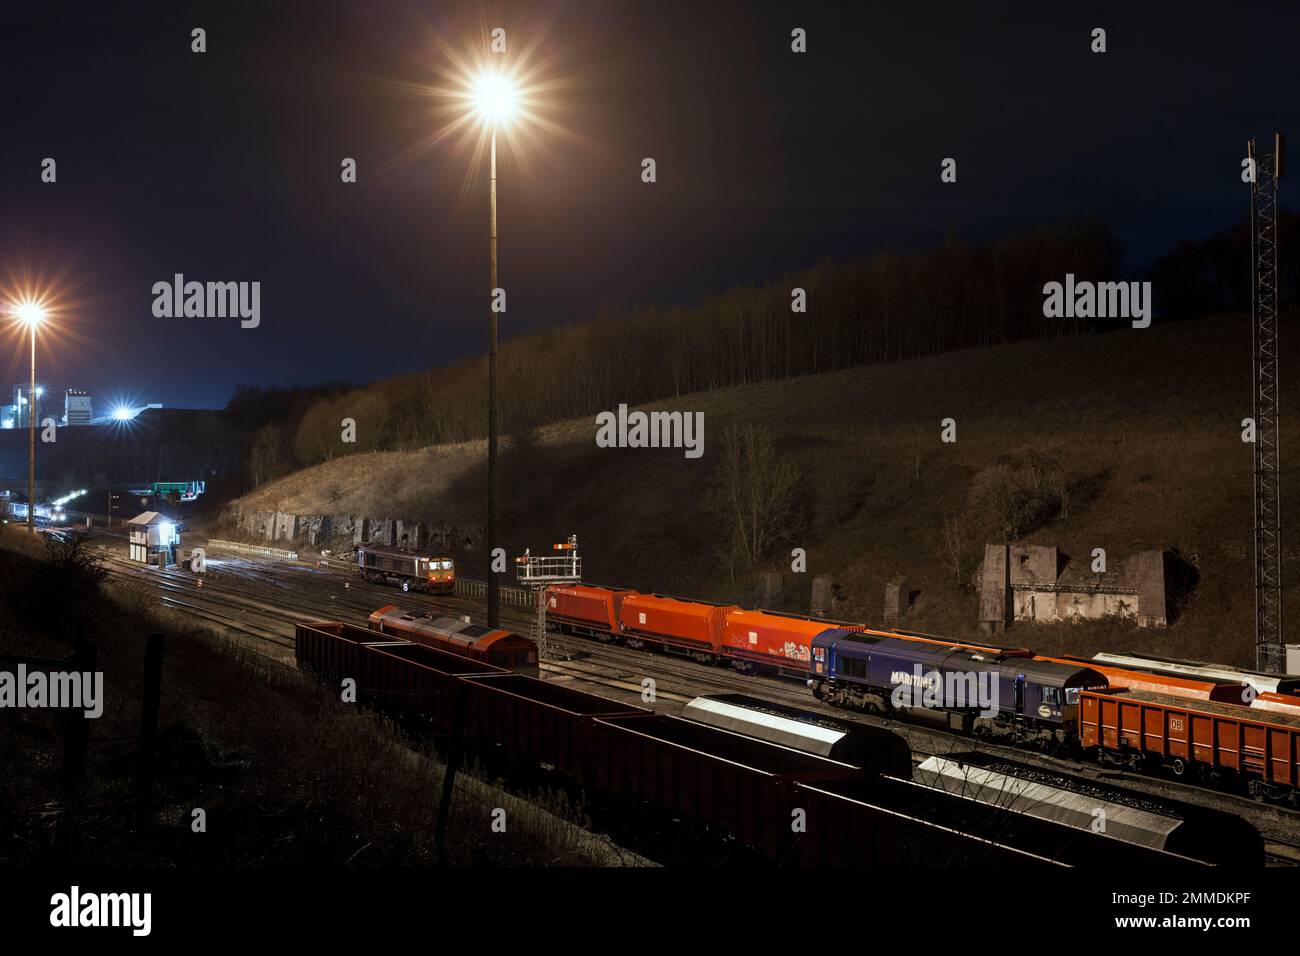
[938,511,967,589]
[710,423,801,570]
[247,424,284,487]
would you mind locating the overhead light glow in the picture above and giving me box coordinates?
[113,406,135,421]
[471,71,519,125]
[10,301,47,327]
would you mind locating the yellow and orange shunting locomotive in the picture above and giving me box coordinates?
[356,543,456,594]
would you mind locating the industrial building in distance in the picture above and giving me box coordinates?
[0,385,163,429]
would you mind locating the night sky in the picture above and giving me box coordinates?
[1,0,1297,409]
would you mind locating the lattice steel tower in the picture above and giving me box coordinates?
[1249,134,1285,673]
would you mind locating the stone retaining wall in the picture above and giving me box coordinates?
[221,504,482,553]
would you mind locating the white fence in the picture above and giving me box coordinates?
[455,578,533,607]
[314,555,359,574]
[202,542,532,607]
[206,538,299,561]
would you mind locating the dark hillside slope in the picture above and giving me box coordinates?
[236,313,1298,666]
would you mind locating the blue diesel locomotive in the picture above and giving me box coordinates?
[809,630,1107,745]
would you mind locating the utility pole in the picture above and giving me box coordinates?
[28,332,36,534]
[487,126,501,629]
[462,70,520,629]
[1248,133,1285,673]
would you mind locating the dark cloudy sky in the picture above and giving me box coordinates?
[0,0,1296,409]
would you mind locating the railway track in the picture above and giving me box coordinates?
[1264,838,1300,866]
[96,537,1300,857]
[107,559,298,647]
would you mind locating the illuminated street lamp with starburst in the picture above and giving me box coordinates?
[395,28,579,628]
[468,67,519,628]
[9,299,48,533]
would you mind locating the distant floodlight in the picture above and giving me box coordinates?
[113,406,134,421]
[471,71,518,125]
[34,386,43,398]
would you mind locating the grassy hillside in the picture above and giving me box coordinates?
[233,313,1300,667]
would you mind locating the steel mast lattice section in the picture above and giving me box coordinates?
[1249,133,1285,673]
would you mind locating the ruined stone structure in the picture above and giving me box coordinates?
[221,504,482,554]
[979,543,1170,633]
[810,574,841,618]
[883,576,910,624]
[753,571,783,608]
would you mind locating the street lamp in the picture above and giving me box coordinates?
[11,300,47,534]
[469,69,518,629]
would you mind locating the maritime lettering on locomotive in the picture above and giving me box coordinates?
[889,665,998,718]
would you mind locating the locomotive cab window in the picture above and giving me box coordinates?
[1041,687,1060,705]
[839,656,867,679]
[1064,687,1081,705]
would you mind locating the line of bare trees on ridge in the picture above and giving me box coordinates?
[251,219,1125,483]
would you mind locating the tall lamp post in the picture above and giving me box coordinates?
[11,301,47,534]
[470,71,518,629]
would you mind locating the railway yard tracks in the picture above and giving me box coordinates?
[96,536,1300,864]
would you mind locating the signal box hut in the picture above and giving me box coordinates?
[127,511,179,564]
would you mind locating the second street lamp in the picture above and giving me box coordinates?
[11,301,47,534]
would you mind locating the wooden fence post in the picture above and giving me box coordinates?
[60,640,96,788]
[134,633,166,828]
[434,682,468,864]
[57,639,96,863]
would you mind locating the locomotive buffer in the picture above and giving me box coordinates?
[515,534,582,660]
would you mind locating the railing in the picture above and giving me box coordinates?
[314,555,359,574]
[455,578,533,608]
[205,539,299,561]
[516,554,582,583]
[1010,583,1139,595]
